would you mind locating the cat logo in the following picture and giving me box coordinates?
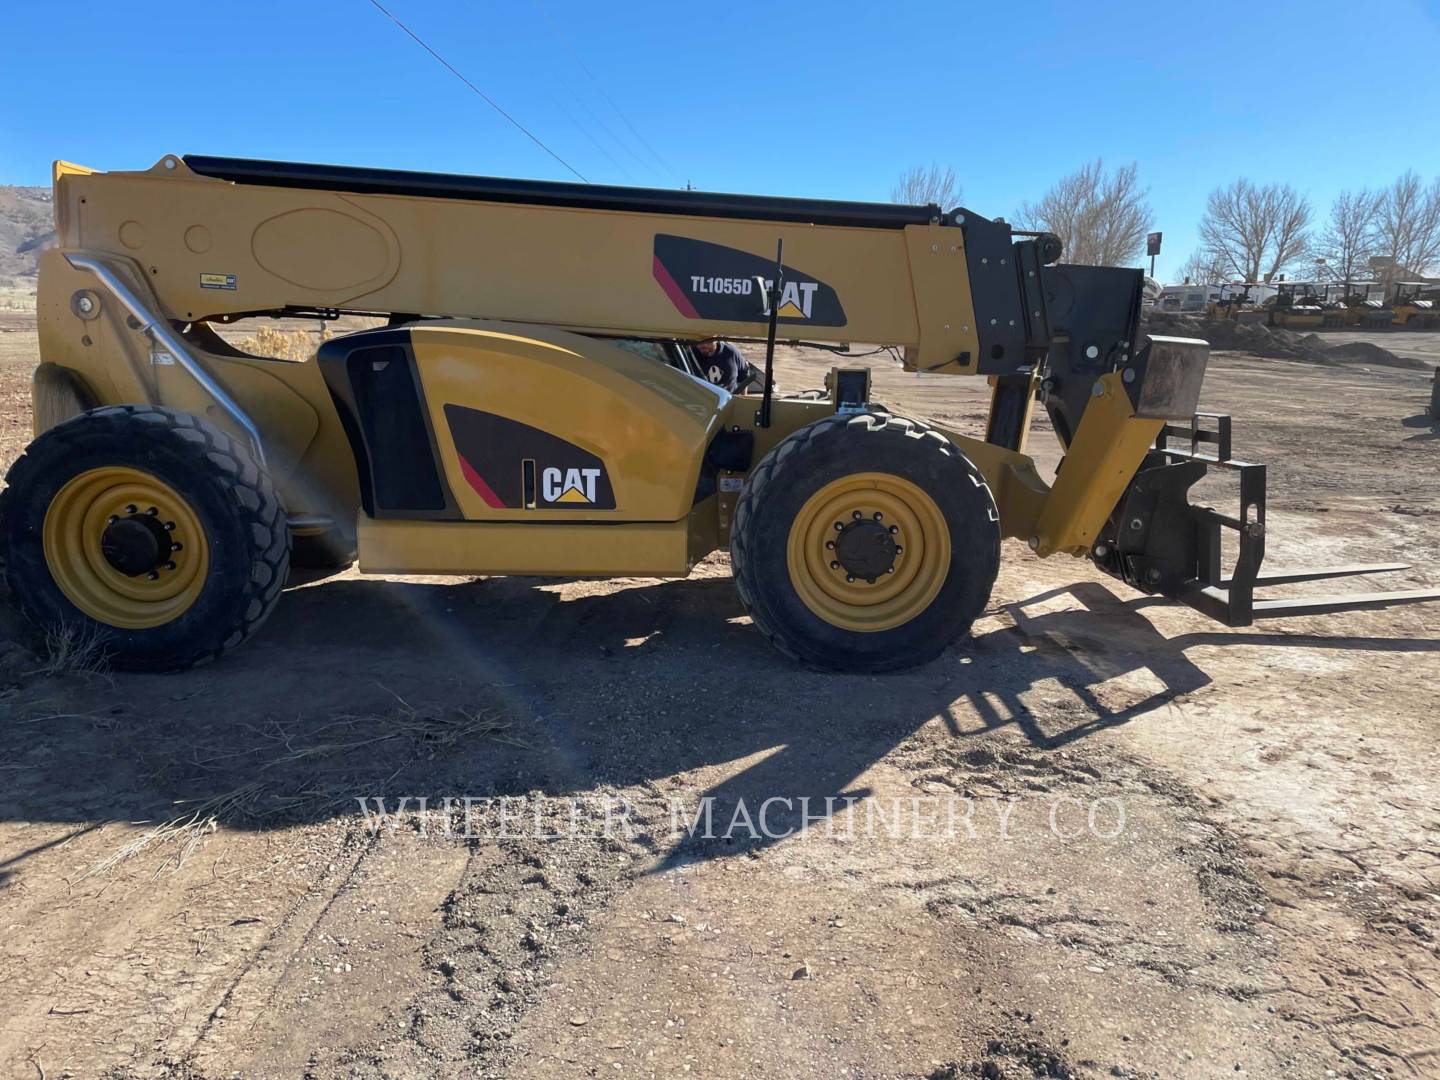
[766,279,821,320]
[543,466,602,504]
[445,406,617,510]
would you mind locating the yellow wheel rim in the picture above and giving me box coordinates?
[42,466,210,630]
[785,472,951,633]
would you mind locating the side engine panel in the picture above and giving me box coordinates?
[318,320,726,524]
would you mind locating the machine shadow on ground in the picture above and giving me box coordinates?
[1401,412,1438,442]
[3,569,1437,879]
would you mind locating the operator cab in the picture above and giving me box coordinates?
[1390,282,1440,328]
[604,336,771,395]
[1391,282,1435,308]
[1271,282,1323,310]
[605,337,705,379]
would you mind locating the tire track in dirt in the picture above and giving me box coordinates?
[324,796,663,1077]
[162,823,382,1072]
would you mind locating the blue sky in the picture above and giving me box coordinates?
[2,0,1438,280]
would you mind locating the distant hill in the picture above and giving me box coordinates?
[0,186,54,284]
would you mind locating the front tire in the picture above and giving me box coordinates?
[730,412,999,672]
[0,405,290,671]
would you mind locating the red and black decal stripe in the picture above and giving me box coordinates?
[444,405,616,510]
[651,233,847,327]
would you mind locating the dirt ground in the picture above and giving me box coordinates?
[1,309,1438,1080]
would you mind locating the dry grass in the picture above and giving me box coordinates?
[77,688,520,880]
[234,324,333,362]
[232,316,386,361]
[77,783,262,882]
[35,623,111,679]
[0,285,36,312]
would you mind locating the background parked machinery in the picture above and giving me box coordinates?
[1206,283,1269,324]
[1388,282,1439,329]
[1316,284,1350,328]
[1322,282,1393,328]
[1266,282,1327,329]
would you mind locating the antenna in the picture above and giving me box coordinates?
[758,238,783,429]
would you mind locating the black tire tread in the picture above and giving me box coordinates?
[730,411,997,671]
[0,404,290,669]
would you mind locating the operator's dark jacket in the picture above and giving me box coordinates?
[697,342,752,393]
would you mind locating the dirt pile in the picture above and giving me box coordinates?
[1142,310,1428,370]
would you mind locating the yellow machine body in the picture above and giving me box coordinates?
[54,150,1440,679]
[17,152,1438,674]
[32,155,1180,583]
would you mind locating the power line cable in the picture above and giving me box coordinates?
[528,0,683,184]
[551,94,639,183]
[512,4,656,184]
[556,79,652,182]
[365,0,588,182]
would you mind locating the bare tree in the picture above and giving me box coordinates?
[1177,248,1229,285]
[1372,171,1440,282]
[1315,188,1379,287]
[891,165,960,209]
[1196,179,1312,282]
[1015,161,1152,266]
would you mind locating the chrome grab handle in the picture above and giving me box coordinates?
[64,252,266,466]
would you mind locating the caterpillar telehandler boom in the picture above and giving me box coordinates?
[4,155,1437,671]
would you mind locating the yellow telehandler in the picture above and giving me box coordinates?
[4,155,1436,671]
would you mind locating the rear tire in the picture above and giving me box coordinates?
[0,405,290,671]
[730,412,999,672]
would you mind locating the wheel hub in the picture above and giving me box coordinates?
[100,512,174,577]
[42,466,208,629]
[833,518,897,581]
[785,473,949,633]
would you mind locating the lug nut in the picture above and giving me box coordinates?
[147,570,160,581]
[834,522,844,531]
[830,561,840,570]
[163,561,177,570]
[146,506,158,516]
[852,510,862,520]
[873,512,883,520]
[886,567,895,574]
[845,575,855,583]
[866,577,876,585]
[888,525,899,534]
[126,504,138,515]
[825,540,835,550]
[107,515,119,525]
[172,541,183,551]
[164,521,176,531]
[894,546,903,555]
